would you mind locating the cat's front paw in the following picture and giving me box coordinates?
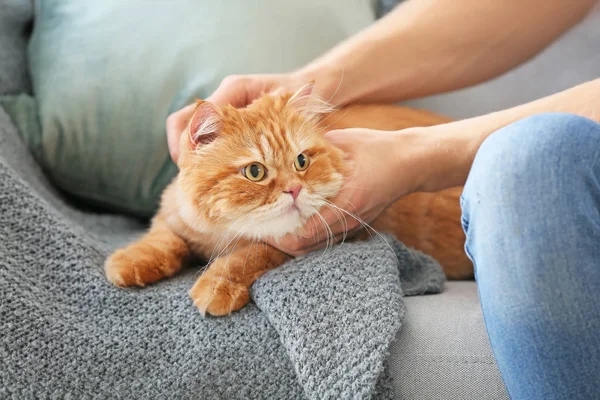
[104,246,181,287]
[189,273,250,317]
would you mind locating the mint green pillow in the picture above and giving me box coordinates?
[4,1,375,217]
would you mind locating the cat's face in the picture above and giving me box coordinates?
[176,86,349,239]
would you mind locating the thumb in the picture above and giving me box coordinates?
[206,89,242,109]
[323,128,358,152]
[207,76,254,108]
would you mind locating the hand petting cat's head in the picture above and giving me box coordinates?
[176,84,350,239]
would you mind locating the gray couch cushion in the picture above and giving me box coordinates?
[390,282,509,399]
[0,0,33,96]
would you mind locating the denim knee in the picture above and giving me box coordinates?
[462,112,600,213]
[460,112,600,269]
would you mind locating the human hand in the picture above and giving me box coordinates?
[266,127,430,256]
[166,72,329,162]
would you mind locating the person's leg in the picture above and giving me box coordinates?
[461,113,600,399]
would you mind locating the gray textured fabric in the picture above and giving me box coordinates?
[390,282,509,399]
[0,0,33,96]
[252,241,445,399]
[0,107,445,399]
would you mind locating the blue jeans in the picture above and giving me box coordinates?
[461,113,600,399]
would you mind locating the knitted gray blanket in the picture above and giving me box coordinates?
[0,107,445,400]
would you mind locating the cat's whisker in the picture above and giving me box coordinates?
[207,225,237,262]
[223,224,251,274]
[322,199,396,257]
[219,228,253,305]
[198,220,253,308]
[297,67,344,129]
[294,114,317,146]
[337,182,368,192]
[309,215,322,245]
[318,107,353,134]
[320,204,349,259]
[239,233,259,283]
[323,66,344,110]
[319,201,348,238]
[307,207,339,264]
[204,215,251,274]
[206,227,240,267]
[329,196,361,222]
[322,203,349,245]
[335,164,364,195]
[292,94,337,145]
[310,206,335,257]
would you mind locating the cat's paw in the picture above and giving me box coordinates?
[189,274,250,317]
[104,246,181,287]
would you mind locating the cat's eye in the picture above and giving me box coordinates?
[242,162,266,182]
[294,153,310,171]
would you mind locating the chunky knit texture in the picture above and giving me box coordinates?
[0,107,445,400]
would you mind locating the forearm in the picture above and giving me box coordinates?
[298,0,595,105]
[416,78,600,192]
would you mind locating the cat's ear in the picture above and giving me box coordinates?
[188,100,222,147]
[287,82,316,109]
[287,82,336,116]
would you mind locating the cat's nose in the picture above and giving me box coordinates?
[283,185,302,200]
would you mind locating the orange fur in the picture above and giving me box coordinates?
[105,88,472,317]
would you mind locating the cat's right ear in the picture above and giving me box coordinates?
[188,101,222,147]
[287,82,336,116]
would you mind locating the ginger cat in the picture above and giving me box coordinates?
[105,84,471,316]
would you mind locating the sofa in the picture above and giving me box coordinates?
[2,1,599,398]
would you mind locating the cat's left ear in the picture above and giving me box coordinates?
[287,82,336,116]
[188,100,222,147]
